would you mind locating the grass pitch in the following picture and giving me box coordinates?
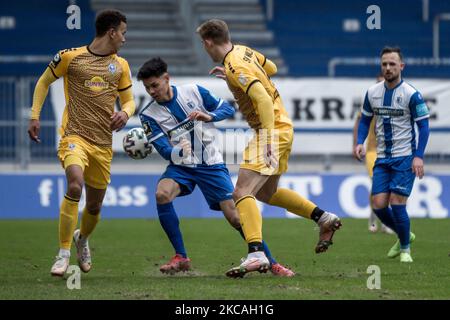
[0,218,449,300]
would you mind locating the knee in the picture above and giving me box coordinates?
[232,189,247,202]
[85,201,102,214]
[156,189,173,204]
[67,181,83,199]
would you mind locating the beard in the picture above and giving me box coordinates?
[385,73,399,83]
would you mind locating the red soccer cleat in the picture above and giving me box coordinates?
[270,263,295,277]
[159,254,191,274]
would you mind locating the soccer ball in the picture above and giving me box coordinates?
[123,127,152,160]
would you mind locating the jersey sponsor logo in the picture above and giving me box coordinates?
[108,63,116,74]
[238,73,248,86]
[373,107,404,117]
[84,76,109,92]
[168,119,194,141]
[50,53,61,68]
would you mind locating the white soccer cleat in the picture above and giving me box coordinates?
[73,229,92,273]
[226,251,270,278]
[315,211,342,253]
[50,255,69,277]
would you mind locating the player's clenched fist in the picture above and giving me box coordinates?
[353,144,366,161]
[28,119,41,143]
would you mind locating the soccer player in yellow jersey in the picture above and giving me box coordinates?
[353,75,394,234]
[27,10,135,276]
[197,19,342,277]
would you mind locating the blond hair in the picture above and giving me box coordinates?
[196,19,230,44]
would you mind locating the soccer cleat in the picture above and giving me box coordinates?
[226,252,270,278]
[368,223,378,233]
[400,252,413,263]
[73,229,92,273]
[50,255,69,277]
[270,263,295,277]
[315,212,342,254]
[159,254,191,274]
[387,232,416,258]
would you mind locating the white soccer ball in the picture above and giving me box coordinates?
[123,127,152,160]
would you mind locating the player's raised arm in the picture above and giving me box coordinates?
[188,85,235,122]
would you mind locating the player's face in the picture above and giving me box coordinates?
[381,53,404,83]
[142,73,170,102]
[110,22,127,53]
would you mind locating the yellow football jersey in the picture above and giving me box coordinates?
[48,46,132,147]
[223,45,292,130]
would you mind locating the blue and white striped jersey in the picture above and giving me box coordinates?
[139,84,235,166]
[362,80,430,158]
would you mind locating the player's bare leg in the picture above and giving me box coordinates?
[51,164,83,277]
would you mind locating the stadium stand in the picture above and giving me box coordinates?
[267,0,450,77]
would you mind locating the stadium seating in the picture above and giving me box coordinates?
[266,0,450,77]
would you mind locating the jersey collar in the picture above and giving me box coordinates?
[384,79,403,91]
[222,44,234,65]
[86,45,113,57]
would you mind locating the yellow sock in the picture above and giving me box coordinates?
[268,188,316,219]
[80,207,100,239]
[59,195,79,250]
[235,195,262,243]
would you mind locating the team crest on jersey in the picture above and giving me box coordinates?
[186,101,195,110]
[238,73,248,86]
[108,63,116,74]
[68,143,75,150]
[396,95,403,104]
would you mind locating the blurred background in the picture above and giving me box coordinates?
[1,0,449,220]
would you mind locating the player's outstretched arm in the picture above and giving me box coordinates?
[28,67,58,143]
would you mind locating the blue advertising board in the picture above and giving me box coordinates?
[1,173,449,219]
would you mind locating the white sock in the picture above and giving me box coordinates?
[59,248,70,258]
[400,248,410,254]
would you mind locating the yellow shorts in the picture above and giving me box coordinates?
[57,135,112,189]
[240,128,294,176]
[365,150,377,178]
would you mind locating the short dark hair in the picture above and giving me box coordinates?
[380,46,403,61]
[95,10,127,37]
[137,57,168,80]
[196,19,230,44]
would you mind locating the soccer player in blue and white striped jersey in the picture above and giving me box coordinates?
[354,47,430,263]
[137,57,294,276]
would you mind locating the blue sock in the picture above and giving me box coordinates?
[262,241,277,265]
[157,202,187,258]
[236,227,276,265]
[391,204,410,250]
[373,207,398,234]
